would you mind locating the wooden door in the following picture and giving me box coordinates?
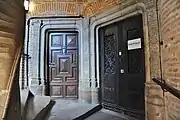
[99,24,119,107]
[99,15,145,119]
[118,15,145,119]
[48,32,78,98]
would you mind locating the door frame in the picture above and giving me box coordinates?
[90,3,150,120]
[44,29,79,97]
[35,18,92,102]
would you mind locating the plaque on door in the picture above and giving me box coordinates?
[127,38,141,50]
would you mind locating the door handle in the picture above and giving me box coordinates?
[49,63,56,67]
[120,69,124,74]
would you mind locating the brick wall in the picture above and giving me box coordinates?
[82,0,120,16]
[28,0,84,16]
[160,0,180,119]
[146,1,165,119]
[27,0,120,17]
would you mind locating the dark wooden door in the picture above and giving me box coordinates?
[100,15,145,119]
[99,24,119,107]
[118,15,145,118]
[48,32,78,98]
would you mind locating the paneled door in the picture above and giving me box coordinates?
[99,15,145,119]
[118,15,145,119]
[99,23,119,107]
[48,32,78,98]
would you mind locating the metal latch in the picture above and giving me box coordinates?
[120,69,124,74]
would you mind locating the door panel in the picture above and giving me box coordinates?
[103,29,116,103]
[48,32,78,98]
[100,15,145,119]
[120,15,145,111]
[100,24,119,106]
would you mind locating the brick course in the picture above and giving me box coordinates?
[28,0,120,17]
[160,0,180,119]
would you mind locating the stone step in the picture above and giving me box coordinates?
[0,12,16,23]
[20,89,34,119]
[24,95,55,120]
[0,42,15,54]
[0,53,14,60]
[0,19,15,30]
[0,1,20,20]
[0,31,14,39]
[0,24,15,34]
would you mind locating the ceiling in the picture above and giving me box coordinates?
[28,0,120,16]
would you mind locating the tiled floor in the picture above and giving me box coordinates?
[45,99,98,120]
[85,109,135,120]
[44,99,137,120]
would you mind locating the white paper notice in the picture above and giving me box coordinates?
[128,38,141,50]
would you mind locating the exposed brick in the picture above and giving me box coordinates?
[82,0,120,16]
[28,0,121,17]
[161,0,180,119]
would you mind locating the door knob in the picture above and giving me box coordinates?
[49,63,56,67]
[120,69,124,73]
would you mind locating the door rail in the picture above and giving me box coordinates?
[152,78,180,99]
